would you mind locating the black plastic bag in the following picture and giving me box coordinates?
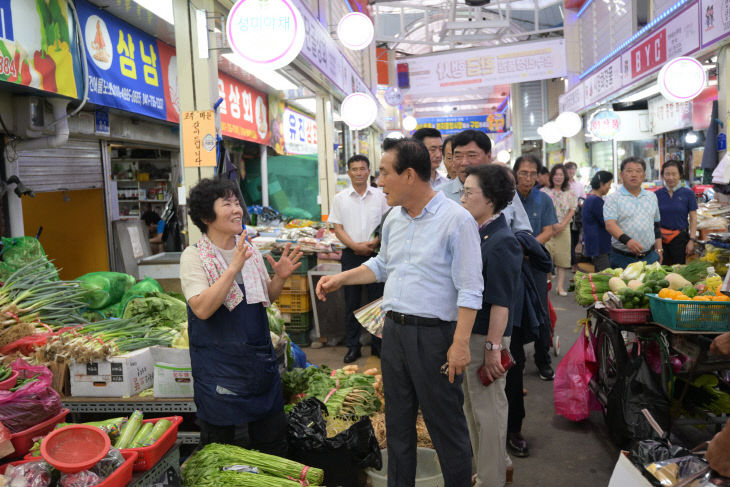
[630,439,691,465]
[288,398,382,487]
[606,345,670,448]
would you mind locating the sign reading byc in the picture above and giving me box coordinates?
[76,0,178,121]
[283,108,317,155]
[218,73,270,145]
[415,115,506,135]
[396,38,566,97]
[227,0,305,70]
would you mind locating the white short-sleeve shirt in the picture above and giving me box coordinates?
[329,186,389,243]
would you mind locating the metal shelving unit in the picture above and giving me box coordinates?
[129,440,182,487]
[62,397,197,413]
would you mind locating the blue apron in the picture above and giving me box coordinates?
[188,284,283,425]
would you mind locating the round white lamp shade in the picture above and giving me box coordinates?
[341,93,378,130]
[226,0,306,70]
[337,12,374,51]
[496,150,511,163]
[556,111,582,138]
[541,121,562,144]
[402,115,418,131]
[658,57,706,103]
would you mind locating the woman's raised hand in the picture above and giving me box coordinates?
[266,243,303,280]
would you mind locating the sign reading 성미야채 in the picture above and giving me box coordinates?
[182,111,216,168]
[226,0,305,71]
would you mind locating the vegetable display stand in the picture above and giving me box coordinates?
[129,439,181,487]
[122,416,182,471]
[9,408,70,459]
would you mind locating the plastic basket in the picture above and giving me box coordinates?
[9,408,70,459]
[606,308,651,325]
[284,312,313,332]
[265,253,316,275]
[288,331,311,347]
[648,294,730,332]
[276,292,312,313]
[0,451,137,486]
[281,275,310,293]
[121,416,182,472]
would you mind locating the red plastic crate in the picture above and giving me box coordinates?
[607,307,651,324]
[0,451,137,486]
[121,416,182,471]
[9,408,69,459]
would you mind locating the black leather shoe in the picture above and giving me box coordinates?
[538,364,555,381]
[344,347,361,363]
[507,432,529,457]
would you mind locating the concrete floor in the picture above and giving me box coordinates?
[303,290,622,487]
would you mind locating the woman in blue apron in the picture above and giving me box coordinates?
[179,178,302,455]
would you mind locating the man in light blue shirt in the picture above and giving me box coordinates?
[438,130,532,233]
[316,138,483,486]
[604,157,664,268]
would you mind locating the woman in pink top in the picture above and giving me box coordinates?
[541,164,578,296]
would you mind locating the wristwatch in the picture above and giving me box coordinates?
[485,341,502,351]
[657,248,664,254]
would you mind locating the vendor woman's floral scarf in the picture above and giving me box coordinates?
[197,234,271,311]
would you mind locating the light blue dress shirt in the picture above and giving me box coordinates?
[364,191,484,322]
[603,186,661,253]
[437,177,533,233]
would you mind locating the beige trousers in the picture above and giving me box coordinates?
[463,335,511,487]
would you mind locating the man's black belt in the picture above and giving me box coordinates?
[385,311,452,327]
[611,245,655,258]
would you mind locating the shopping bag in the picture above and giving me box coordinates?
[0,359,61,433]
[553,321,598,421]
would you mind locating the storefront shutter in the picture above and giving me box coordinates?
[520,80,546,140]
[13,138,103,193]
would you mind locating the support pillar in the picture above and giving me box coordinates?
[316,95,336,219]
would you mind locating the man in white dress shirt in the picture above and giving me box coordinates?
[329,155,390,362]
[414,127,449,189]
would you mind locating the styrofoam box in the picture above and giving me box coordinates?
[608,451,653,487]
[70,347,154,397]
[150,346,193,398]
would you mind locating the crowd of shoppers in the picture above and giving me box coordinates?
[317,128,703,486]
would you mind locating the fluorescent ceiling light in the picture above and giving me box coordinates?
[619,84,660,103]
[132,0,174,25]
[223,53,297,91]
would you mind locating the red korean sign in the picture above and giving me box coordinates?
[630,30,666,78]
[218,72,271,145]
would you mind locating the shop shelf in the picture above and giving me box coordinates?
[276,292,312,313]
[606,308,651,325]
[284,311,313,333]
[122,416,182,472]
[648,294,730,332]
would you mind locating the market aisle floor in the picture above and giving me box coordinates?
[305,289,621,486]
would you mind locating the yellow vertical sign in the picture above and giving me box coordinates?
[182,110,217,167]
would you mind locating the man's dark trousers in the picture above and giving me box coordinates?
[342,248,383,350]
[381,317,472,486]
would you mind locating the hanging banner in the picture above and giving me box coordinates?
[182,110,216,167]
[582,58,623,108]
[218,72,270,145]
[0,0,79,98]
[76,0,176,121]
[268,95,286,154]
[648,96,693,134]
[414,114,506,135]
[282,107,317,154]
[396,38,566,98]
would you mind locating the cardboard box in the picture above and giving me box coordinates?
[70,347,154,397]
[150,346,193,398]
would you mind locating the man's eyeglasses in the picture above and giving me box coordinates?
[517,171,538,179]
